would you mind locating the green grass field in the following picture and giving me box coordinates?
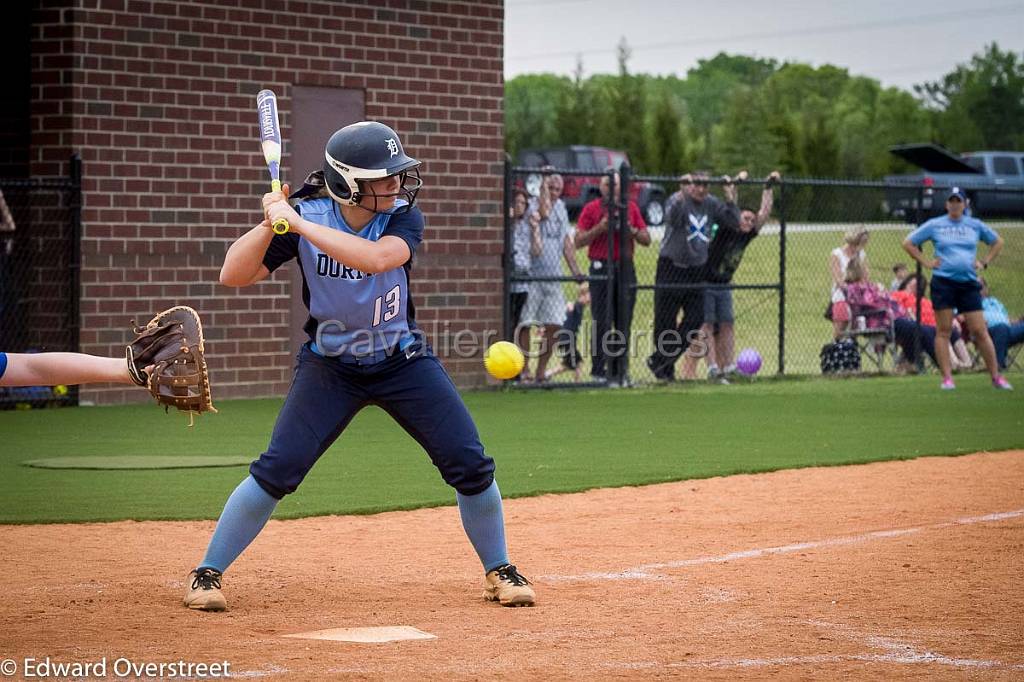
[0,373,1020,524]
[553,223,1024,380]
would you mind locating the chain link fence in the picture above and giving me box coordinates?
[506,159,1024,388]
[503,162,612,387]
[0,156,81,408]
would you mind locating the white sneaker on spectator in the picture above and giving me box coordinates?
[708,368,729,385]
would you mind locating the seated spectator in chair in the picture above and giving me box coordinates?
[978,277,1024,370]
[890,263,909,291]
[828,227,870,339]
[842,259,897,333]
[891,274,971,371]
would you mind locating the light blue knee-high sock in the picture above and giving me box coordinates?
[456,480,509,573]
[199,476,279,573]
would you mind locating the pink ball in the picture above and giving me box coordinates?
[736,348,762,375]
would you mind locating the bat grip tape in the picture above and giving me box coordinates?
[269,179,290,234]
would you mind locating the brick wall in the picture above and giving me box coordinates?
[30,0,505,404]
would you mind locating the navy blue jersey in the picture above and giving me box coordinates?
[262,198,424,358]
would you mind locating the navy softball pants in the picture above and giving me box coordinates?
[249,343,495,499]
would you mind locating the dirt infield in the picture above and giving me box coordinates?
[2,450,1022,680]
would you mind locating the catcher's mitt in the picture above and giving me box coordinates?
[126,306,216,424]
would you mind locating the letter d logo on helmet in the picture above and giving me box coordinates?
[323,121,423,214]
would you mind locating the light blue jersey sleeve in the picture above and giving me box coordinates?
[975,218,998,245]
[907,220,935,247]
[982,297,1010,327]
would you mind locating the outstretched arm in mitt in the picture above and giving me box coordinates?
[0,352,135,387]
[126,305,216,419]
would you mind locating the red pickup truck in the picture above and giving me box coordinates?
[516,146,666,226]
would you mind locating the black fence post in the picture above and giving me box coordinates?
[777,178,787,375]
[600,167,616,385]
[69,153,82,406]
[502,154,512,343]
[614,162,631,385]
[913,183,924,373]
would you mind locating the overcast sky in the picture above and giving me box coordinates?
[504,0,1024,91]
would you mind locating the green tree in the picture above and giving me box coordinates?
[647,90,687,175]
[505,50,958,178]
[756,64,848,177]
[504,74,571,159]
[714,87,779,174]
[830,77,879,177]
[915,43,1024,150]
[871,88,933,174]
[553,57,593,148]
[610,38,648,168]
[682,54,777,134]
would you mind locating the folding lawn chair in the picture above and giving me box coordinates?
[839,293,899,373]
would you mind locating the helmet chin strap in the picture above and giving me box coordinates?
[329,186,385,216]
[327,171,420,216]
[352,197,383,215]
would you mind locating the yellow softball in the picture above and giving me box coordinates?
[53,384,69,397]
[484,341,525,380]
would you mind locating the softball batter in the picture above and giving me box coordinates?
[184,121,535,610]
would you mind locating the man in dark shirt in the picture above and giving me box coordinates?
[686,171,779,382]
[647,171,740,381]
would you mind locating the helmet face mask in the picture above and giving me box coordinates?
[323,121,423,215]
[352,169,423,215]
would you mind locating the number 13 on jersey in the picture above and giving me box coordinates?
[372,285,401,327]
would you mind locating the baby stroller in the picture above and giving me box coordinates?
[840,282,899,371]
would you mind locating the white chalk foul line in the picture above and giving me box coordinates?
[543,509,1024,582]
[615,652,1024,672]
[611,619,1024,672]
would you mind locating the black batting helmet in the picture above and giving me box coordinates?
[323,121,422,214]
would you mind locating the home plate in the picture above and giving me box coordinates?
[283,626,436,643]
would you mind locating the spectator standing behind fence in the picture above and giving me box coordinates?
[575,170,650,383]
[902,186,1011,390]
[681,171,779,382]
[647,171,741,381]
[509,188,538,379]
[519,172,583,383]
[828,226,870,339]
[977,277,1024,371]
